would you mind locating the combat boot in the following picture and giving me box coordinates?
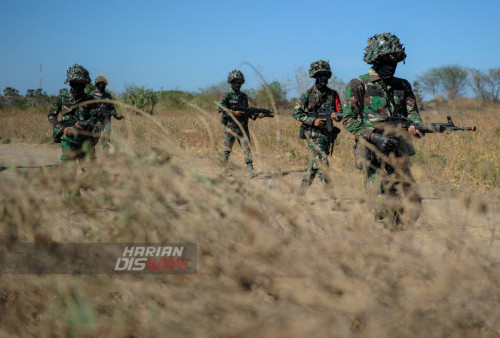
[246,162,256,177]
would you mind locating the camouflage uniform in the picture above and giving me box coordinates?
[217,70,258,167]
[343,33,422,226]
[48,65,98,162]
[92,76,118,150]
[293,84,342,186]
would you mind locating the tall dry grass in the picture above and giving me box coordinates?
[0,99,499,336]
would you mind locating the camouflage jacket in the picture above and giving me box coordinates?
[48,91,98,126]
[92,89,117,121]
[343,68,421,140]
[217,89,255,127]
[293,84,343,134]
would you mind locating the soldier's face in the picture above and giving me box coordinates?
[96,83,106,92]
[374,60,398,80]
[231,80,243,92]
[315,73,330,90]
[70,81,86,95]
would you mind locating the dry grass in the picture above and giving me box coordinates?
[0,99,499,337]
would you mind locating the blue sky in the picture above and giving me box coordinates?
[1,0,499,98]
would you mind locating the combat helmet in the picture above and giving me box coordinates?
[227,70,245,83]
[65,64,91,84]
[95,75,108,85]
[309,60,332,78]
[363,33,406,64]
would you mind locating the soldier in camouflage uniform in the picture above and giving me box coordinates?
[343,33,423,226]
[92,75,124,150]
[217,70,264,175]
[293,60,343,190]
[48,64,99,162]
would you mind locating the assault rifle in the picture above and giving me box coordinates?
[375,115,476,134]
[53,116,99,143]
[233,106,274,119]
[300,107,342,155]
[97,104,118,121]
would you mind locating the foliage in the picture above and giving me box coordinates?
[3,86,21,97]
[251,80,288,109]
[412,81,424,107]
[85,83,96,95]
[418,65,469,100]
[191,81,230,111]
[158,90,194,110]
[122,85,159,114]
[471,67,500,102]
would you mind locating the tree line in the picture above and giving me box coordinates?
[2,65,500,111]
[415,65,500,102]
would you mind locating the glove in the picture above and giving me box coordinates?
[370,133,397,153]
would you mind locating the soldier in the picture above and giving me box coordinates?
[48,64,99,163]
[217,69,264,176]
[293,60,343,193]
[343,33,423,227]
[92,75,124,150]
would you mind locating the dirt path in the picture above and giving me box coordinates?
[1,142,499,263]
[0,142,60,169]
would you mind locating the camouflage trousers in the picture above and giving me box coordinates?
[60,134,95,162]
[302,134,330,187]
[354,140,422,227]
[100,118,112,150]
[221,122,252,164]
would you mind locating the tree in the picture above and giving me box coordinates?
[26,88,48,99]
[417,69,440,98]
[487,68,500,103]
[470,69,490,101]
[192,81,230,110]
[417,65,469,100]
[3,87,20,97]
[159,90,194,110]
[253,80,288,109]
[329,74,347,103]
[412,81,424,107]
[294,67,311,96]
[122,85,159,114]
[437,65,469,100]
[85,83,96,95]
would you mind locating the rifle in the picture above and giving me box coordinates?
[370,115,476,157]
[52,115,99,144]
[233,106,274,119]
[98,104,118,121]
[313,107,342,155]
[375,115,476,134]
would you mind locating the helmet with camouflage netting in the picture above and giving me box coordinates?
[363,33,406,64]
[95,75,108,85]
[227,70,245,84]
[65,64,91,84]
[309,60,332,78]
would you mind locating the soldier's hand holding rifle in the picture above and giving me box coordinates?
[314,118,326,127]
[408,125,424,137]
[331,112,342,122]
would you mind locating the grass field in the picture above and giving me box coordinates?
[0,99,499,336]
